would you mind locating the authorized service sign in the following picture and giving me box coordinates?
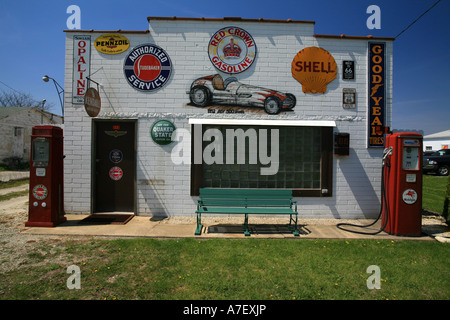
[94,34,130,54]
[124,44,172,92]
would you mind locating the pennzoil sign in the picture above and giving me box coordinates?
[95,34,130,54]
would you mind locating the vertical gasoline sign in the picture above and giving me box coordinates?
[368,42,385,147]
[73,35,91,104]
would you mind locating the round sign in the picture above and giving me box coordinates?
[208,26,257,74]
[32,184,48,200]
[84,87,101,117]
[94,34,130,55]
[151,120,176,145]
[109,166,123,181]
[109,149,123,164]
[402,189,418,205]
[124,44,172,92]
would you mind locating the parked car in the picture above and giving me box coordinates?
[188,74,296,114]
[423,149,450,176]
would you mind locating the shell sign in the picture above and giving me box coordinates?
[291,47,337,93]
[94,34,130,54]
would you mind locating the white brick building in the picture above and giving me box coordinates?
[0,107,63,164]
[63,17,394,219]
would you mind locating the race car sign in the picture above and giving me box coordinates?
[208,26,256,74]
[124,44,172,92]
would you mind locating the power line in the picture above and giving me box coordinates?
[0,80,23,94]
[395,0,442,39]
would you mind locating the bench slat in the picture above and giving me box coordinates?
[196,207,295,214]
[195,188,299,237]
[199,199,292,207]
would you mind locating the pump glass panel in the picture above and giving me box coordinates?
[32,138,50,167]
[403,147,419,170]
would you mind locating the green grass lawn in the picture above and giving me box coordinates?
[1,238,448,300]
[422,174,449,214]
[0,175,448,301]
[0,179,29,201]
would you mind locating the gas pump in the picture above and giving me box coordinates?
[382,132,423,236]
[25,125,66,227]
[337,132,423,236]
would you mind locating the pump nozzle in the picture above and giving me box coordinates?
[382,147,393,166]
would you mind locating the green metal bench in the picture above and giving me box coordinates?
[195,188,299,236]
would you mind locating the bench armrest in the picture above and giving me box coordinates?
[291,200,298,212]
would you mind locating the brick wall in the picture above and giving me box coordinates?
[63,19,393,219]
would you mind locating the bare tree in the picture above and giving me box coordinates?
[0,90,54,111]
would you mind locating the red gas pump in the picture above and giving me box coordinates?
[25,125,66,227]
[382,132,423,236]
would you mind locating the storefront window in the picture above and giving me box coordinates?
[191,124,333,197]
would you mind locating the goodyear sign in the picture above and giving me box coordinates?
[368,42,386,147]
[94,34,130,54]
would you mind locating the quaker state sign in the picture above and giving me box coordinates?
[94,34,130,54]
[124,44,172,92]
[151,120,176,145]
[208,26,256,74]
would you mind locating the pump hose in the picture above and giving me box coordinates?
[336,158,390,235]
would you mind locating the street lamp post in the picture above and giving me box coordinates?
[42,75,64,116]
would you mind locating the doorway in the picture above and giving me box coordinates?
[93,120,136,213]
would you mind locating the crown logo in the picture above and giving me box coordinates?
[223,38,241,59]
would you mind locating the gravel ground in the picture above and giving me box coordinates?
[1,184,449,274]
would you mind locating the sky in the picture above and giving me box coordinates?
[0,0,448,136]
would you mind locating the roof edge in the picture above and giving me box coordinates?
[64,29,149,34]
[314,34,395,41]
[147,16,315,24]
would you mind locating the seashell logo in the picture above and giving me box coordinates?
[291,47,337,94]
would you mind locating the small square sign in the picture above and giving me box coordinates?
[343,60,354,80]
[343,88,356,109]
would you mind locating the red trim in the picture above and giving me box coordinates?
[147,16,315,24]
[314,34,395,41]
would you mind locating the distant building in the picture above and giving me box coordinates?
[0,107,63,163]
[423,130,450,151]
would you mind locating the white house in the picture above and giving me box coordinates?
[0,107,63,165]
[423,129,450,151]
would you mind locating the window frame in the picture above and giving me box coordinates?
[190,122,333,197]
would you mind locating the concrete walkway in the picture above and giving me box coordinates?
[4,171,444,241]
[22,214,437,241]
